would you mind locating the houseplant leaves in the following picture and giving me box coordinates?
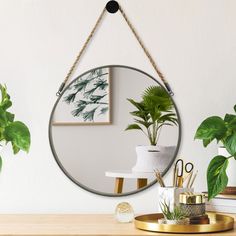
[125,86,178,146]
[4,121,30,153]
[194,116,227,146]
[0,84,31,169]
[207,155,228,200]
[195,104,236,200]
[224,133,236,158]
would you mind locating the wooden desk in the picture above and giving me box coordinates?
[0,214,235,236]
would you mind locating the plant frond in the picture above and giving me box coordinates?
[127,99,145,111]
[73,79,90,92]
[71,105,86,117]
[75,100,89,106]
[160,201,187,220]
[142,86,173,112]
[130,110,150,121]
[63,93,77,104]
[0,84,12,110]
[90,94,107,103]
[125,124,143,131]
[134,119,152,128]
[82,107,98,121]
[125,85,178,146]
[83,87,97,98]
[94,79,108,90]
[99,106,109,115]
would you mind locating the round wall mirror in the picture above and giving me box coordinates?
[49,65,181,196]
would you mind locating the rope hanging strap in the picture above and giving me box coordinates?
[56,3,173,96]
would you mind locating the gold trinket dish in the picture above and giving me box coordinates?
[134,212,234,234]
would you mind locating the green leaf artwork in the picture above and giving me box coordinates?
[0,84,31,170]
[125,86,178,146]
[195,104,236,200]
[63,68,110,123]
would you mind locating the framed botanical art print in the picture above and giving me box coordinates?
[53,68,111,125]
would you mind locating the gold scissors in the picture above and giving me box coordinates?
[174,159,194,187]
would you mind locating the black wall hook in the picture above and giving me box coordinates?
[106,0,119,14]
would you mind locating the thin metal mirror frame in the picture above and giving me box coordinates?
[48,65,182,197]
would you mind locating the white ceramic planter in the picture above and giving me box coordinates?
[218,147,236,186]
[132,145,176,173]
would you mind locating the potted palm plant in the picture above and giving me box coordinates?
[125,86,178,172]
[0,84,30,170]
[195,104,236,200]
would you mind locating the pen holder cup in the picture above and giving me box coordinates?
[158,186,194,211]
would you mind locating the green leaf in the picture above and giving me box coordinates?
[130,110,149,121]
[195,116,227,145]
[224,114,236,134]
[125,124,143,131]
[207,155,228,200]
[234,105,236,113]
[4,121,31,153]
[1,100,12,111]
[6,112,14,122]
[134,119,152,128]
[11,142,20,154]
[0,84,12,110]
[224,133,236,156]
[203,139,211,147]
[224,114,236,123]
[158,113,178,126]
[0,107,7,126]
[149,107,161,122]
[224,114,236,132]
[127,99,145,111]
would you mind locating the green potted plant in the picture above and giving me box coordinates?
[195,104,236,200]
[160,201,189,225]
[125,86,178,172]
[0,84,30,169]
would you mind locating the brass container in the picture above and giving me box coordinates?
[179,192,205,217]
[179,192,205,204]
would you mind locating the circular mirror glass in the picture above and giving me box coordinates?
[49,65,181,196]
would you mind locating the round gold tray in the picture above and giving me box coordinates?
[134,213,234,234]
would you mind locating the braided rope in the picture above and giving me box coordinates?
[119,6,166,83]
[57,4,172,96]
[64,7,106,84]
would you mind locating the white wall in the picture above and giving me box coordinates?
[0,0,235,213]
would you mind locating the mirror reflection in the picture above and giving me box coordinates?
[49,66,181,196]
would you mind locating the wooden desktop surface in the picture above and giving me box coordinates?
[0,214,235,236]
